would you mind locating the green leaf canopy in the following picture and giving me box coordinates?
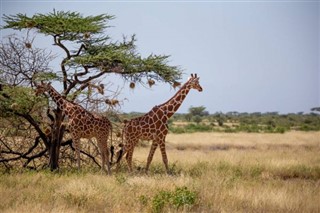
[2,10,182,84]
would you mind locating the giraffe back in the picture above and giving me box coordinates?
[123,107,168,142]
[69,106,111,139]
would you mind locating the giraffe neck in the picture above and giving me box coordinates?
[47,86,74,116]
[156,81,191,119]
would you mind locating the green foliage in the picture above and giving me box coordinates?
[274,126,286,133]
[0,86,45,116]
[151,186,197,213]
[1,9,183,170]
[186,106,209,124]
[169,123,212,134]
[192,115,202,124]
[2,10,113,41]
[188,106,208,117]
[184,113,192,122]
[71,49,181,83]
[168,110,320,133]
[32,72,60,82]
[2,10,182,84]
[152,190,172,213]
[171,186,197,209]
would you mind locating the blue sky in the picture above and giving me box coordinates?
[1,1,319,114]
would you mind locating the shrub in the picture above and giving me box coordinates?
[192,115,202,124]
[274,126,286,133]
[152,190,172,213]
[171,186,197,209]
[151,186,198,213]
[185,123,212,132]
[169,123,212,134]
[169,126,186,134]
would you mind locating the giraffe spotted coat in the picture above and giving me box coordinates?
[117,74,203,174]
[35,82,113,174]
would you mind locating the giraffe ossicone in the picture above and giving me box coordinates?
[35,82,113,175]
[115,73,203,174]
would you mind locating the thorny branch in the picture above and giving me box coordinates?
[0,133,103,170]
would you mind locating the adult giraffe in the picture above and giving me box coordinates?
[116,73,203,174]
[35,82,113,174]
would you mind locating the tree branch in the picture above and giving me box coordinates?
[54,35,71,59]
[72,44,87,57]
[22,149,48,168]
[66,139,101,168]
[17,113,50,148]
[74,70,106,85]
[0,136,47,165]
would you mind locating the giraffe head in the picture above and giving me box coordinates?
[35,81,51,96]
[187,73,203,92]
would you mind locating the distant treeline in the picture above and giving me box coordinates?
[120,109,320,134]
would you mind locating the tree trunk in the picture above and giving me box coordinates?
[48,108,65,171]
[49,138,60,171]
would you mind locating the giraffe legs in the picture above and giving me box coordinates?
[126,146,135,173]
[72,138,81,170]
[159,142,169,174]
[104,150,112,175]
[145,142,158,173]
[97,138,112,175]
[145,139,169,174]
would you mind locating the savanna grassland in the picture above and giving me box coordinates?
[1,131,320,213]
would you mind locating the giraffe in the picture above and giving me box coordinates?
[115,73,203,174]
[35,82,113,174]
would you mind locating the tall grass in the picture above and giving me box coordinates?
[0,132,319,212]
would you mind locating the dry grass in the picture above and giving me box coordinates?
[1,132,319,212]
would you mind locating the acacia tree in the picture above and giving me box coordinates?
[185,106,209,123]
[0,10,181,171]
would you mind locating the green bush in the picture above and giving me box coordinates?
[168,111,320,134]
[169,123,212,134]
[192,115,202,124]
[151,186,197,213]
[274,126,286,133]
[152,190,172,213]
[171,186,197,209]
